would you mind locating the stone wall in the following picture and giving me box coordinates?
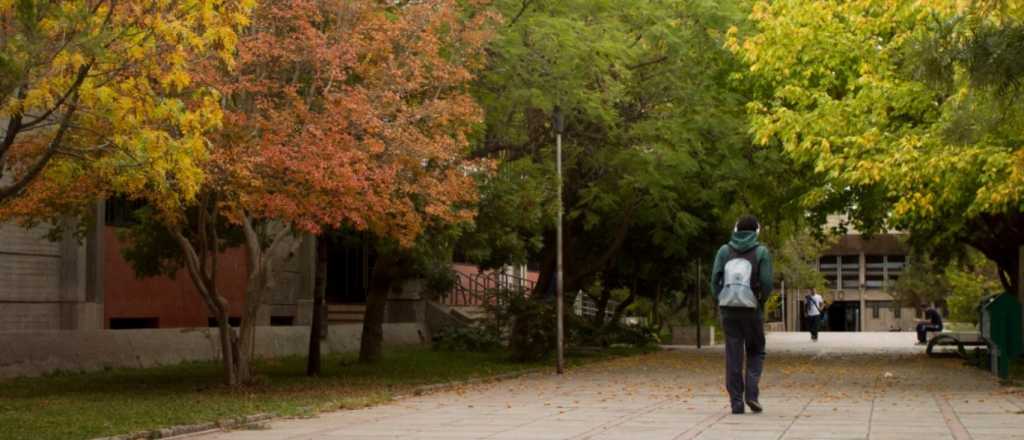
[0,322,426,378]
[670,325,716,345]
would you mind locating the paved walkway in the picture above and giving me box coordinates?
[192,333,1024,440]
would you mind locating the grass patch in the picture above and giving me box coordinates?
[0,346,652,440]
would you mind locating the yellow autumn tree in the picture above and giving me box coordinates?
[733,0,1024,294]
[0,0,253,220]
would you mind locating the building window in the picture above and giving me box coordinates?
[105,196,146,227]
[871,302,881,319]
[270,316,295,326]
[840,255,860,290]
[884,255,905,286]
[109,317,159,329]
[819,255,839,289]
[865,255,885,289]
[893,303,902,319]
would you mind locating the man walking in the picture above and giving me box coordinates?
[805,289,824,342]
[711,215,773,415]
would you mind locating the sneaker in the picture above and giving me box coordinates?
[746,400,763,413]
[731,408,745,415]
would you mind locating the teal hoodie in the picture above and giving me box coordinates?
[710,230,773,318]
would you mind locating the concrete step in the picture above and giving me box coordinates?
[328,304,365,323]
[450,305,489,322]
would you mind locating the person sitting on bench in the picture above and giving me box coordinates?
[916,304,943,345]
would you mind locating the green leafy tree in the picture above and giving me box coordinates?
[469,0,760,303]
[732,0,1024,295]
[946,252,1001,325]
[889,254,951,309]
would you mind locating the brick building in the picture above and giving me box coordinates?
[0,201,321,332]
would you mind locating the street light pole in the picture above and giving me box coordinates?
[697,260,702,349]
[554,106,565,375]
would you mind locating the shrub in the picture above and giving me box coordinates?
[504,294,557,362]
[432,325,503,352]
[571,320,659,348]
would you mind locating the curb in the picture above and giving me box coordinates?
[91,414,274,440]
[90,368,550,440]
[395,367,550,399]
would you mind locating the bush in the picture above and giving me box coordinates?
[486,290,661,362]
[570,318,659,348]
[432,325,503,352]
[504,294,557,362]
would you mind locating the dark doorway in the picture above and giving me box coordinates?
[826,301,860,332]
[324,233,374,304]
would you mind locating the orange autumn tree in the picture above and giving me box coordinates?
[133,0,494,383]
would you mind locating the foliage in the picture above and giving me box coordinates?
[0,0,252,219]
[205,0,496,243]
[108,0,497,381]
[571,319,660,348]
[503,294,558,362]
[889,249,1001,324]
[731,0,1024,290]
[946,254,1002,325]
[764,291,781,317]
[766,226,833,292]
[457,157,556,269]
[888,254,951,308]
[431,325,503,352]
[465,0,764,306]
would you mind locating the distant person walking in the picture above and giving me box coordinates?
[712,215,773,415]
[916,304,943,344]
[805,290,824,342]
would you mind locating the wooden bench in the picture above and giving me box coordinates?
[926,331,989,358]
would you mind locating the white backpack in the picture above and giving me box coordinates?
[718,246,760,308]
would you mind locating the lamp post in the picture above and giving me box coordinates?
[553,106,565,375]
[697,261,702,349]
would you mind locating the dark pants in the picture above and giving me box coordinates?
[722,316,765,412]
[917,323,942,343]
[808,315,821,340]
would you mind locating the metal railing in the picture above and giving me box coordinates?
[573,294,618,321]
[441,269,537,307]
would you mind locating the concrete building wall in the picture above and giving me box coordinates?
[1,202,316,331]
[0,216,102,332]
[0,223,64,331]
[781,233,915,332]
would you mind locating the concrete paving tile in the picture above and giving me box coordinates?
[187,334,1017,440]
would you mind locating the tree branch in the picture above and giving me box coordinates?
[509,0,533,26]
[0,88,82,202]
[627,55,669,70]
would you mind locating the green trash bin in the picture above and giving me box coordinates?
[980,292,1023,379]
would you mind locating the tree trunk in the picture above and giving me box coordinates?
[172,221,246,387]
[214,306,240,386]
[307,236,328,376]
[608,288,636,327]
[593,287,611,327]
[360,251,398,363]
[652,284,663,333]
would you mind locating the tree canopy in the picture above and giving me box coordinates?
[463,0,768,305]
[732,0,1024,292]
[0,0,253,218]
